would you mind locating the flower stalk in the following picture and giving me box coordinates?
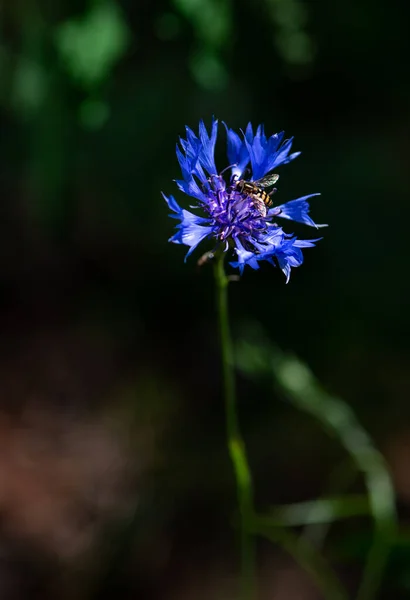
[214,252,255,600]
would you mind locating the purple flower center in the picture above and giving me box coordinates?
[204,174,270,243]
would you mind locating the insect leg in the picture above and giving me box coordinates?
[219,163,237,176]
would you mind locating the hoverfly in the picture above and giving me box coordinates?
[233,172,280,217]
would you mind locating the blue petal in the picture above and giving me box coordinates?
[224,126,242,164]
[294,238,322,247]
[254,226,286,249]
[279,150,301,166]
[230,252,260,273]
[175,178,208,203]
[184,126,199,152]
[223,122,250,178]
[176,144,198,181]
[256,124,266,146]
[163,193,213,258]
[170,224,213,260]
[229,238,262,273]
[275,194,327,228]
[198,118,218,175]
[244,122,254,143]
[243,127,301,180]
[163,192,183,218]
[267,131,285,154]
[179,132,201,167]
[248,228,321,282]
[163,192,210,226]
[176,120,219,198]
[243,136,265,180]
[274,237,320,282]
[269,137,293,168]
[276,244,304,283]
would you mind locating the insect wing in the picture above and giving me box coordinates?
[254,173,280,188]
[250,196,267,217]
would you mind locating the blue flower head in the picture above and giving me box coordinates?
[164,119,326,282]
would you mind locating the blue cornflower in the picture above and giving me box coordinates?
[164,118,325,282]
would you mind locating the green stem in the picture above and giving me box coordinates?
[214,253,255,600]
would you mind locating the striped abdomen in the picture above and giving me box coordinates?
[235,180,272,207]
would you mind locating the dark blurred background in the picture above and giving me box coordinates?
[0,0,409,598]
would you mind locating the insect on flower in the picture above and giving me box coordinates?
[163,119,326,282]
[233,172,280,217]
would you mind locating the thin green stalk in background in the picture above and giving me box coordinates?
[214,254,255,600]
[236,332,397,600]
[252,494,370,528]
[255,527,349,600]
[272,355,397,600]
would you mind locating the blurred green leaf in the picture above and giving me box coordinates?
[276,30,315,65]
[190,49,228,91]
[79,98,110,129]
[172,0,231,89]
[173,0,231,49]
[11,58,48,115]
[155,13,182,41]
[266,0,315,66]
[55,1,130,89]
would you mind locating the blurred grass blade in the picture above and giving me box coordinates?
[302,459,360,547]
[237,328,397,600]
[252,494,369,527]
[254,526,349,600]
